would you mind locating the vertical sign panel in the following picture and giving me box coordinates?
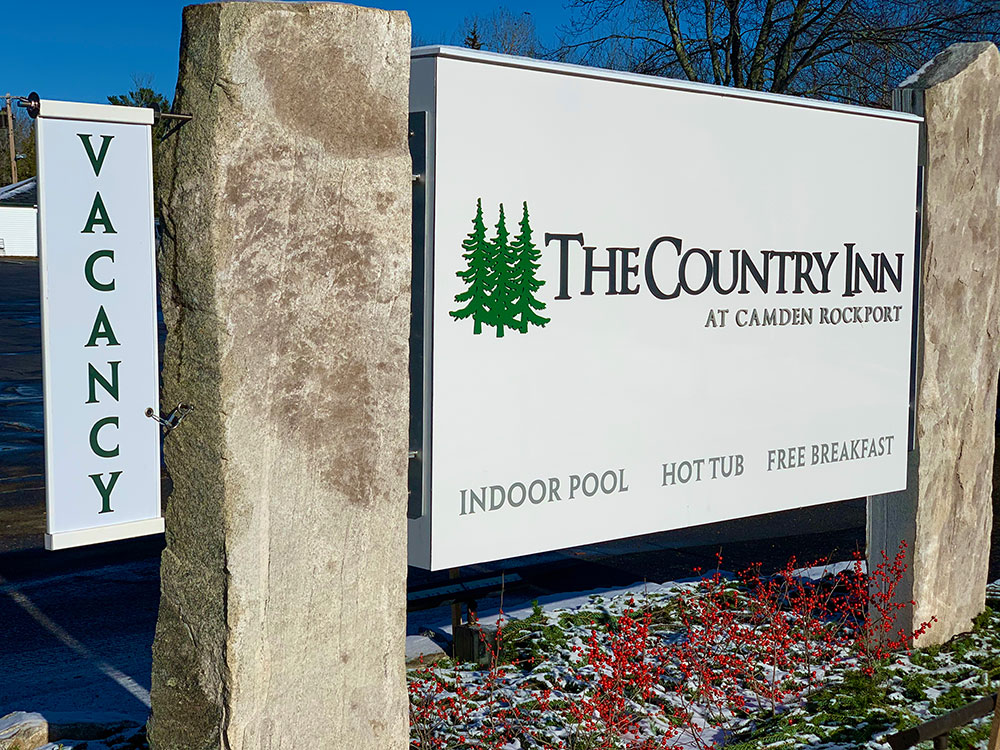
[36,100,163,550]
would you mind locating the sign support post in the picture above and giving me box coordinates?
[868,42,1000,646]
[148,4,412,748]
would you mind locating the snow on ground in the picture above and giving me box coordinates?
[406,560,864,659]
[407,568,1000,750]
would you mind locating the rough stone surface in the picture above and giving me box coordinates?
[870,42,1000,646]
[147,3,412,748]
[0,711,141,750]
[0,712,47,750]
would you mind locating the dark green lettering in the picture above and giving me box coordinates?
[86,361,120,403]
[82,192,116,234]
[85,306,120,347]
[89,471,122,514]
[89,416,119,458]
[77,134,114,177]
[84,249,115,292]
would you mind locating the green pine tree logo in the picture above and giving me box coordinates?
[451,199,550,336]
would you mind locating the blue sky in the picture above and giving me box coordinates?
[4,1,571,105]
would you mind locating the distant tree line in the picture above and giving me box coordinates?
[460,8,541,57]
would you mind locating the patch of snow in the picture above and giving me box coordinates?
[408,577,706,637]
[406,634,447,664]
[791,560,864,580]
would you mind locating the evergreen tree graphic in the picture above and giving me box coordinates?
[450,198,491,334]
[483,203,517,338]
[509,201,550,332]
[451,199,551,336]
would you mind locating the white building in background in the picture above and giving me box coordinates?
[0,177,37,257]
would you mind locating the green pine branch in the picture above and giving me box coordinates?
[509,201,550,333]
[450,198,492,335]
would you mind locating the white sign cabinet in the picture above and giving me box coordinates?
[408,47,920,570]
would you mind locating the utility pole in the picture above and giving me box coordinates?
[4,94,17,185]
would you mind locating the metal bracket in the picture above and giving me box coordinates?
[20,92,40,119]
[17,92,193,139]
[155,110,194,142]
[892,87,925,454]
[145,403,194,434]
[408,111,428,520]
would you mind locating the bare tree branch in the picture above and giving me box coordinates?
[662,0,701,80]
[749,0,780,89]
[705,0,726,84]
[558,0,1000,105]
[726,0,745,87]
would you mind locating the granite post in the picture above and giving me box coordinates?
[148,3,411,748]
[869,42,1000,646]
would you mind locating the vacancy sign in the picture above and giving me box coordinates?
[408,47,920,570]
[36,100,162,550]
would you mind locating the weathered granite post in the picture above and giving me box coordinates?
[148,3,411,748]
[869,42,1000,646]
